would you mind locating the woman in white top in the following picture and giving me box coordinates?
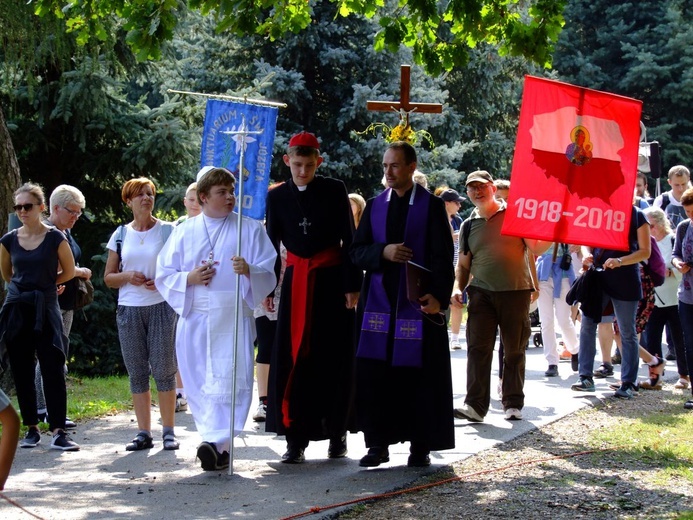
[104,178,178,452]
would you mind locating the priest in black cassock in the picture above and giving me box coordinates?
[264,131,363,464]
[350,141,455,468]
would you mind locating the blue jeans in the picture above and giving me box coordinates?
[678,301,693,395]
[579,294,639,383]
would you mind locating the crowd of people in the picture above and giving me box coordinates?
[0,132,692,489]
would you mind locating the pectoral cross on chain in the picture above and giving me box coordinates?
[299,217,311,235]
[203,252,219,268]
[201,252,220,287]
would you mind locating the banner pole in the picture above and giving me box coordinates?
[167,89,287,109]
[222,115,265,475]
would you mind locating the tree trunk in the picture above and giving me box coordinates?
[0,105,22,394]
[0,106,21,233]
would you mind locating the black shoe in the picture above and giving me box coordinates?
[328,434,347,458]
[571,354,579,372]
[359,447,390,467]
[407,452,431,467]
[666,352,677,361]
[197,441,229,471]
[281,445,306,464]
[545,365,559,377]
[216,450,230,470]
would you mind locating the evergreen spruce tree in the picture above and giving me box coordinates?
[553,0,692,167]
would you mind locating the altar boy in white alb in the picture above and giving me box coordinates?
[156,167,277,471]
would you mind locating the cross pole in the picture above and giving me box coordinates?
[366,65,443,115]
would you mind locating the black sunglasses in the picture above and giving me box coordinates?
[13,203,37,212]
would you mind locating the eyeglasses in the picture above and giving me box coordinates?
[62,206,83,218]
[466,184,491,193]
[13,203,37,212]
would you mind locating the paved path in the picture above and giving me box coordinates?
[1,336,674,520]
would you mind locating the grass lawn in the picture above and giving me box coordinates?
[1,374,140,436]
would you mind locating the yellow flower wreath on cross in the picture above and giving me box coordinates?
[357,110,434,146]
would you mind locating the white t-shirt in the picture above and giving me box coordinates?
[107,220,168,307]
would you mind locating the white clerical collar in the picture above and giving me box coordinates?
[297,185,308,192]
[386,182,417,204]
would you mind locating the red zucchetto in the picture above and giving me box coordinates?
[288,131,320,150]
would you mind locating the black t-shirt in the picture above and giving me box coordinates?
[0,228,65,292]
[593,206,648,301]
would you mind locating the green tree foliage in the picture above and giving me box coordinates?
[552,0,693,168]
[33,0,567,73]
[164,7,476,196]
[1,5,200,375]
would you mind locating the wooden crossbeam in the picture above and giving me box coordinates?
[366,65,443,115]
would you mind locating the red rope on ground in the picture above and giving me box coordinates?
[279,445,632,520]
[0,492,47,519]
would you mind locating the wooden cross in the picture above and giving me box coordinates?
[367,65,443,115]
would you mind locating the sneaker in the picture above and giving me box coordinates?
[450,339,462,350]
[20,427,41,448]
[675,378,691,390]
[544,365,559,377]
[504,408,523,420]
[614,383,634,399]
[611,352,622,365]
[453,404,484,422]
[593,363,614,378]
[665,352,677,361]
[571,377,595,392]
[608,380,639,392]
[175,393,188,413]
[50,430,80,451]
[253,402,267,422]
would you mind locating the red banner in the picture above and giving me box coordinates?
[502,76,642,250]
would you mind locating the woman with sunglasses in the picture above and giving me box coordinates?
[34,185,91,427]
[0,183,79,451]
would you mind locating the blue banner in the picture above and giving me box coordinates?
[200,100,279,220]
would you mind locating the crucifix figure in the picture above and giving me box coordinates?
[299,217,311,235]
[367,64,443,118]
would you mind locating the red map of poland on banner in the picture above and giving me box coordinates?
[502,76,642,251]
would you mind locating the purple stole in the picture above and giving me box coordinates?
[357,185,430,368]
